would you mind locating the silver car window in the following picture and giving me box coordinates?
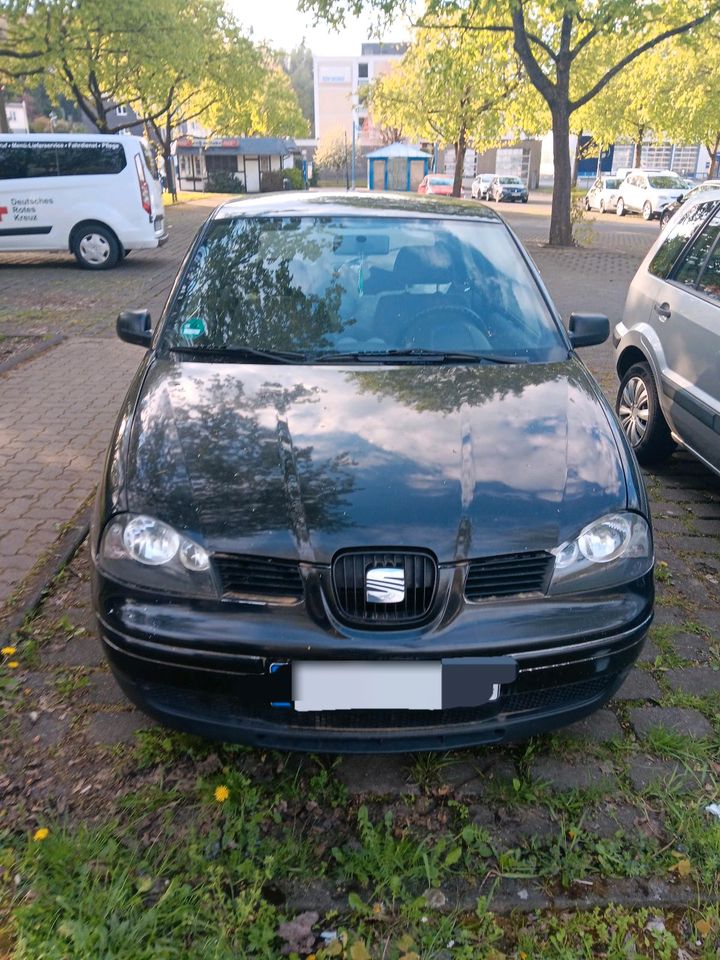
[648,200,719,278]
[674,212,720,288]
[696,225,720,303]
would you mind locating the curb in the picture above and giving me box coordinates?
[0,497,92,644]
[0,334,66,376]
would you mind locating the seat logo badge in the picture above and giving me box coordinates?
[366,567,405,604]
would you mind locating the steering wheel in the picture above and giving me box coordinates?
[403,305,493,352]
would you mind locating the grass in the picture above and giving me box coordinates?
[162,189,232,205]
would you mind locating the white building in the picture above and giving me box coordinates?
[5,101,29,133]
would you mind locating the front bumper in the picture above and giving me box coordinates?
[92,570,653,752]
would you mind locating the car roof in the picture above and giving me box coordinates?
[214,190,503,223]
[0,132,146,144]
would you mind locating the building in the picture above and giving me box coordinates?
[367,142,431,191]
[313,42,407,146]
[174,136,298,192]
[5,101,29,133]
[444,140,543,191]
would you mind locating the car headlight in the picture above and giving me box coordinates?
[549,512,652,595]
[97,513,217,597]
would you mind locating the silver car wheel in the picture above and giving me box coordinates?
[79,232,111,265]
[618,376,649,446]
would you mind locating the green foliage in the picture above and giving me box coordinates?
[205,172,247,194]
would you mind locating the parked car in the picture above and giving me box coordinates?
[659,179,720,229]
[471,173,495,200]
[418,174,454,196]
[614,193,720,475]
[0,133,166,268]
[488,176,528,203]
[615,169,688,220]
[92,191,653,752]
[583,175,623,213]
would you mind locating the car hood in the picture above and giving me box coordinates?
[126,358,627,563]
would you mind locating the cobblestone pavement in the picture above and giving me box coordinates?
[0,198,221,606]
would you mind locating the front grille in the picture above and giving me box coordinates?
[143,675,612,731]
[214,554,303,600]
[332,550,437,626]
[465,551,553,600]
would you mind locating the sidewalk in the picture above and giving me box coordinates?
[0,198,220,611]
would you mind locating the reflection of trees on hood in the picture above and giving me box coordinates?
[131,368,356,540]
[168,219,345,353]
[347,362,569,415]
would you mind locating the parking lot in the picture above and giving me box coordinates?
[1,193,719,953]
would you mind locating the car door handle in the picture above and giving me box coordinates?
[654,302,672,320]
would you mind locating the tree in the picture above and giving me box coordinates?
[315,129,351,185]
[301,0,720,245]
[280,42,315,135]
[366,15,526,196]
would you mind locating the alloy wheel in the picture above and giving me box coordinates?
[618,376,649,446]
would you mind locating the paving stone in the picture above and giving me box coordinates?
[581,804,649,840]
[627,754,702,793]
[43,633,105,667]
[667,536,720,554]
[336,756,420,796]
[637,640,660,663]
[86,710,153,745]
[530,757,617,793]
[652,606,685,627]
[671,633,715,662]
[613,670,662,701]
[19,711,70,747]
[694,609,720,635]
[628,706,713,739]
[84,672,128,706]
[561,709,624,742]
[62,605,96,633]
[665,667,720,697]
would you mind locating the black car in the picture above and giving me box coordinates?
[91,192,653,752]
[489,176,529,203]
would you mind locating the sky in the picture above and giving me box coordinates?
[229,0,414,56]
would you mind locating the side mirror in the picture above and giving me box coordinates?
[568,312,609,348]
[117,309,152,347]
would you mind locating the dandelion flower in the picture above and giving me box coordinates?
[1,646,16,656]
[7,661,19,669]
[33,828,49,842]
[214,785,230,803]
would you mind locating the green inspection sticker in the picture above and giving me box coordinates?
[180,316,207,339]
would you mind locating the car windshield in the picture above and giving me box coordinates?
[162,215,567,363]
[499,177,522,185]
[429,177,452,185]
[648,175,684,189]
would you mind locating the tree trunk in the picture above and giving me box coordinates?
[633,137,643,168]
[452,127,467,198]
[549,103,573,247]
[0,88,10,134]
[707,133,720,179]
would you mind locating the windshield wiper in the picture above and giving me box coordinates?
[312,348,523,365]
[170,345,307,364]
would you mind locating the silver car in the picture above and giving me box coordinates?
[583,174,623,213]
[614,193,720,475]
[471,173,495,200]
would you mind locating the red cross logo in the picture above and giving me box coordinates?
[0,207,8,222]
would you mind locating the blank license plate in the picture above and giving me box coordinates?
[292,658,517,712]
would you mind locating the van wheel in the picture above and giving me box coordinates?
[72,224,121,270]
[616,362,675,466]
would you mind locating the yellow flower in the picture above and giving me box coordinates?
[7,661,19,669]
[33,828,49,842]
[1,646,16,656]
[214,785,230,803]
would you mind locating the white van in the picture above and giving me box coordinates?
[0,133,166,269]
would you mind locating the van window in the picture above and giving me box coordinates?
[0,140,126,179]
[140,142,159,180]
[673,211,720,288]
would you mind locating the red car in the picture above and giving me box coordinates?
[418,174,456,196]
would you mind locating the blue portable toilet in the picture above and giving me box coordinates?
[367,143,431,192]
